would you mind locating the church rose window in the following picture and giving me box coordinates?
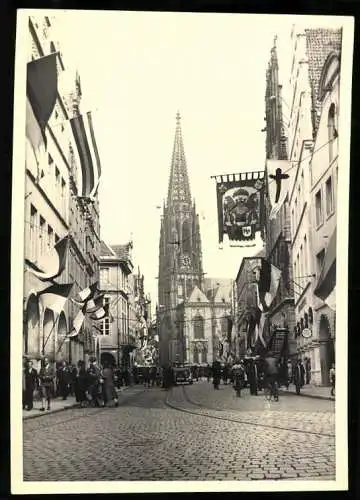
[193,315,204,339]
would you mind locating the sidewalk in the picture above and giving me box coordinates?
[282,383,335,401]
[23,386,131,420]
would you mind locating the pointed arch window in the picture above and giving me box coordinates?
[193,315,204,339]
[193,347,199,364]
[182,220,191,255]
[220,315,228,336]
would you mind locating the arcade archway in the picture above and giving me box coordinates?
[101,352,116,367]
[57,312,68,361]
[319,314,335,385]
[43,308,55,359]
[25,294,40,356]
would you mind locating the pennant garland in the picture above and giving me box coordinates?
[214,171,266,244]
[29,235,69,281]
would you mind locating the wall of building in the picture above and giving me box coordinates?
[184,303,213,364]
[24,14,101,369]
[99,260,129,366]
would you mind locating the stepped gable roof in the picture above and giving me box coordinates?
[305,28,342,136]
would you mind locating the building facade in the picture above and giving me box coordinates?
[309,42,340,385]
[157,113,233,366]
[263,37,297,357]
[24,14,101,368]
[233,257,264,357]
[99,241,134,369]
[129,269,152,366]
[157,113,204,365]
[287,27,341,385]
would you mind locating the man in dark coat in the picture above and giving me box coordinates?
[24,360,38,411]
[248,358,259,396]
[58,360,71,400]
[212,360,221,389]
[294,359,305,395]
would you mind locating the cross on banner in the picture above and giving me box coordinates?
[269,168,289,203]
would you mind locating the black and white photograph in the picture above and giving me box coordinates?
[11,10,353,494]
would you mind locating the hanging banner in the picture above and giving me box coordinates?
[266,160,293,220]
[214,171,265,244]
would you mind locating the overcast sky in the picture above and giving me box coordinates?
[49,12,343,316]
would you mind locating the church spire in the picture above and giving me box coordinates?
[167,111,192,206]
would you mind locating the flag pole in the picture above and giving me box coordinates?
[42,315,60,355]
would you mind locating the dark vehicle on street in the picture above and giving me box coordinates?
[173,364,193,385]
[133,366,148,385]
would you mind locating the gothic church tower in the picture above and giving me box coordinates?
[158,112,204,364]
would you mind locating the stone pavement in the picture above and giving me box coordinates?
[284,383,334,400]
[23,383,336,482]
[22,385,132,420]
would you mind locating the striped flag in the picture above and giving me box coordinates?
[26,52,59,150]
[257,259,282,311]
[68,307,86,338]
[89,303,110,321]
[29,235,69,281]
[74,281,98,305]
[85,293,105,313]
[38,282,73,315]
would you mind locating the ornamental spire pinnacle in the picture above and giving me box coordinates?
[167,111,192,206]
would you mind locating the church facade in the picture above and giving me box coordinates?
[157,113,233,366]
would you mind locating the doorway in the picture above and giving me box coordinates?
[319,314,335,385]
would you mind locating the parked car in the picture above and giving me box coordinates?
[173,365,193,385]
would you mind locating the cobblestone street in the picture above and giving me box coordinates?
[23,381,335,482]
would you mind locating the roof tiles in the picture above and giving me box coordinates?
[305,28,342,136]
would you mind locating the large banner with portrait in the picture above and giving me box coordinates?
[214,171,266,243]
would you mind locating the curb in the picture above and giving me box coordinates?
[23,386,131,421]
[282,390,335,401]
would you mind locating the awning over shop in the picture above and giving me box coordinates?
[27,53,59,147]
[314,229,336,302]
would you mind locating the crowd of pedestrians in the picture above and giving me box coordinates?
[22,357,122,411]
[206,355,335,400]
